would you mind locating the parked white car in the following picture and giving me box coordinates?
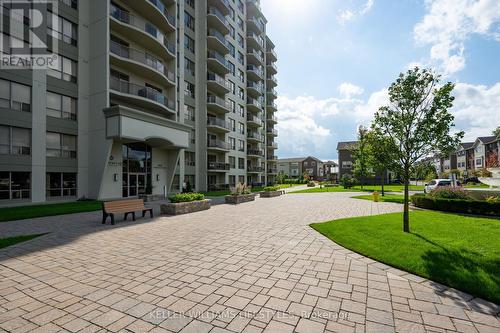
[424,179,461,194]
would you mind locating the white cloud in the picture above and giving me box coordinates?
[451,82,500,140]
[338,82,364,98]
[414,0,500,74]
[337,0,375,24]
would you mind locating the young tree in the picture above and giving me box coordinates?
[414,160,436,185]
[366,130,397,196]
[372,67,463,233]
[493,126,500,137]
[351,126,373,189]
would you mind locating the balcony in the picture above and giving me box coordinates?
[207,117,231,133]
[208,0,231,16]
[247,81,264,97]
[207,50,231,75]
[266,48,277,62]
[267,142,278,149]
[207,94,231,114]
[247,49,264,65]
[266,114,278,124]
[267,62,277,75]
[266,128,278,137]
[247,166,265,173]
[247,64,264,81]
[207,28,230,55]
[110,40,175,87]
[247,32,264,50]
[247,149,264,158]
[207,139,230,152]
[110,4,175,60]
[267,88,278,99]
[267,155,278,161]
[121,0,176,32]
[266,101,278,111]
[267,168,278,174]
[247,114,262,127]
[267,75,278,88]
[246,0,264,18]
[208,161,230,172]
[247,97,263,113]
[207,7,230,35]
[247,131,263,143]
[109,77,175,114]
[247,17,264,33]
[207,72,230,94]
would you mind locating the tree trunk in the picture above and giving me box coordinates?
[381,171,385,196]
[403,178,410,233]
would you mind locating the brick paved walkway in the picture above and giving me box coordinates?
[0,192,499,332]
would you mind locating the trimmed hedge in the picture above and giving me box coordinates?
[411,194,500,217]
[282,179,308,184]
[169,193,205,203]
[263,186,280,192]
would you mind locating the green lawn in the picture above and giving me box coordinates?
[311,211,500,303]
[0,201,102,222]
[464,183,494,189]
[0,234,46,249]
[291,184,423,194]
[351,194,407,204]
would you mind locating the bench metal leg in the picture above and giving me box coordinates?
[132,212,136,221]
[124,212,129,221]
[102,213,107,224]
[149,209,153,218]
[110,214,115,225]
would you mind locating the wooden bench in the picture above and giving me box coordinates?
[102,199,153,225]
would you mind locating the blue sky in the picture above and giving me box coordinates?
[262,0,500,160]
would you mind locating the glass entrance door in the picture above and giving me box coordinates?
[127,173,146,197]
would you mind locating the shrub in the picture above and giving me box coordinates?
[169,193,205,203]
[411,194,500,217]
[340,174,357,189]
[427,186,471,200]
[325,184,339,187]
[282,179,307,184]
[486,196,500,204]
[263,186,279,192]
[229,183,252,195]
[307,181,316,187]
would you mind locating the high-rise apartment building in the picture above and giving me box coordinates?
[0,0,278,204]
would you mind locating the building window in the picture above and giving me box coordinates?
[228,61,235,75]
[184,11,195,31]
[46,172,77,197]
[238,87,244,99]
[238,158,245,169]
[185,0,194,9]
[0,79,31,112]
[229,175,236,186]
[184,104,195,121]
[229,137,236,150]
[184,34,195,53]
[184,81,195,98]
[476,158,483,167]
[238,51,244,65]
[59,0,78,9]
[342,161,352,169]
[229,156,236,168]
[228,43,235,57]
[48,12,77,45]
[47,92,77,120]
[238,175,245,183]
[238,69,244,83]
[238,122,245,135]
[48,55,77,82]
[0,126,31,156]
[238,104,245,117]
[0,172,31,200]
[229,118,236,131]
[184,57,195,76]
[237,34,244,48]
[185,151,195,166]
[46,132,77,158]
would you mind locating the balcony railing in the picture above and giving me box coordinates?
[268,142,278,149]
[207,50,230,69]
[207,117,231,130]
[110,5,174,55]
[207,94,231,110]
[247,0,262,11]
[267,128,278,136]
[208,139,230,150]
[267,114,278,122]
[247,114,262,124]
[110,40,175,82]
[207,72,231,90]
[247,17,265,32]
[208,6,229,27]
[247,132,263,141]
[247,64,264,77]
[267,88,278,96]
[267,48,277,59]
[267,62,277,71]
[247,149,264,156]
[147,0,176,28]
[247,32,264,47]
[248,166,265,172]
[268,168,278,173]
[208,28,229,48]
[208,161,230,171]
[247,81,264,93]
[110,77,175,111]
[267,155,278,160]
[267,101,277,109]
[247,49,264,62]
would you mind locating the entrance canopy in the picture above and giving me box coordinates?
[104,106,190,149]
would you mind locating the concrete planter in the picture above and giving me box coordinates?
[161,199,211,215]
[225,193,256,204]
[260,190,283,198]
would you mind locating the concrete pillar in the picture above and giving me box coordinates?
[31,70,47,203]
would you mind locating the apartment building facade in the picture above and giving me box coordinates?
[277,156,337,181]
[0,0,278,205]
